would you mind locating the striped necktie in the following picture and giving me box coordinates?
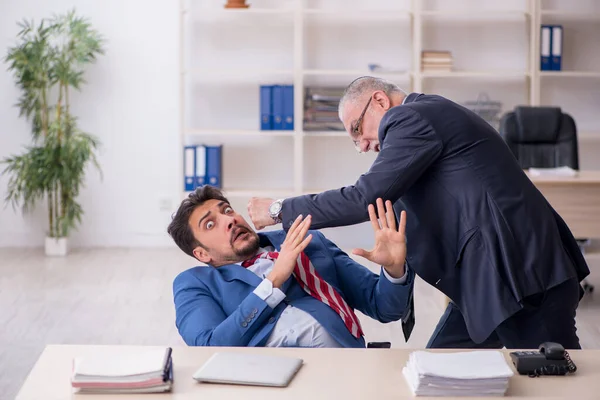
[242,251,364,338]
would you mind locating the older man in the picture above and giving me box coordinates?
[248,76,590,350]
[167,185,414,348]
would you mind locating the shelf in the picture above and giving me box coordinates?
[187,8,294,15]
[421,71,529,79]
[420,10,530,22]
[540,11,600,21]
[184,69,294,77]
[303,69,410,79]
[540,71,600,78]
[184,129,295,137]
[303,131,347,137]
[220,189,297,198]
[304,9,411,20]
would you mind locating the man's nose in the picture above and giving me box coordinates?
[225,215,238,231]
[360,140,370,153]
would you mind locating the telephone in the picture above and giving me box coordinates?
[510,342,577,377]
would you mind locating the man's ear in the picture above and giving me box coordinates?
[193,246,211,264]
[373,90,391,110]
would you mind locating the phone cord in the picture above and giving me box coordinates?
[528,351,578,378]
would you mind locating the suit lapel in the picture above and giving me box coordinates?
[218,264,263,287]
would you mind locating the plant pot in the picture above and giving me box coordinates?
[45,236,69,256]
[224,0,249,8]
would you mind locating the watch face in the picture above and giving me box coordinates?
[269,201,282,215]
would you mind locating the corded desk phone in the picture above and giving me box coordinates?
[510,342,577,377]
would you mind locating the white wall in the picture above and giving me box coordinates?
[0,0,180,247]
[1,0,599,249]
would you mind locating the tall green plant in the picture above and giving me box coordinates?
[2,10,105,238]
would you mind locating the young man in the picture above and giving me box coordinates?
[167,185,414,348]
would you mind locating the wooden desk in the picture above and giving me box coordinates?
[15,345,600,399]
[526,170,600,239]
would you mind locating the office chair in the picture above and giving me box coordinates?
[499,106,594,294]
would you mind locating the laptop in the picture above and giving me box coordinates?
[192,352,304,387]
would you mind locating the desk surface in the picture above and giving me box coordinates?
[15,345,600,400]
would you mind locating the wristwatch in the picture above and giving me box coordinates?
[268,199,284,224]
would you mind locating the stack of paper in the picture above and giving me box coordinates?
[402,351,514,397]
[71,347,173,394]
[528,166,578,177]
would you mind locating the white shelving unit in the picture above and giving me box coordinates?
[179,0,600,203]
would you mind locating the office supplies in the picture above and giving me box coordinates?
[303,86,345,131]
[260,85,273,130]
[193,352,303,387]
[402,350,513,396]
[71,347,173,394]
[510,342,577,377]
[272,85,284,130]
[205,145,222,188]
[183,146,196,191]
[282,84,294,130]
[551,25,563,71]
[540,25,552,71]
[195,144,206,188]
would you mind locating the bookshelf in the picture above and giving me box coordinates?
[179,0,600,248]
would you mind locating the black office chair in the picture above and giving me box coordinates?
[499,106,593,294]
[499,106,579,169]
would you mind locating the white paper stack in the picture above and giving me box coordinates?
[402,351,514,397]
[528,166,578,177]
[71,347,173,394]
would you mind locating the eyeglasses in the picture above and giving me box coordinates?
[352,97,372,151]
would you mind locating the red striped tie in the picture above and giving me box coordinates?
[242,251,364,338]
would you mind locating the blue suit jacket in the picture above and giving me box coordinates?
[173,230,414,348]
[280,93,590,344]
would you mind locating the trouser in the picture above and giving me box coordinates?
[426,278,582,349]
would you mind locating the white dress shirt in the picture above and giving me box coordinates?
[243,246,408,348]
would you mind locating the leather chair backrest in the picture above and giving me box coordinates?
[499,106,579,170]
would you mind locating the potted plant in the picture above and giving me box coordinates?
[2,10,105,256]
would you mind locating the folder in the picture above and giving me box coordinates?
[540,25,552,71]
[551,25,563,71]
[260,85,272,130]
[205,145,223,188]
[272,85,284,130]
[71,347,173,394]
[184,146,196,191]
[282,85,294,130]
[195,144,206,188]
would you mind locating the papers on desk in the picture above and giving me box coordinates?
[528,166,578,177]
[402,351,514,397]
[71,347,173,394]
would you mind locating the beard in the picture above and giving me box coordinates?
[232,231,260,260]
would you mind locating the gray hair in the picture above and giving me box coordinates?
[338,76,405,119]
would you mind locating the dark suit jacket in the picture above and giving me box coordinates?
[281,92,590,344]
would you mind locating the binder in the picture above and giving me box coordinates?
[551,25,563,71]
[282,85,294,130]
[260,85,272,130]
[195,144,206,188]
[540,25,552,71]
[272,85,284,130]
[183,146,196,191]
[205,145,222,188]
